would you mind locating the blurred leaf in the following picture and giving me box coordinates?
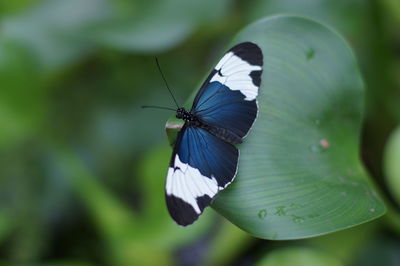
[247,0,369,39]
[353,235,400,266]
[58,146,214,265]
[92,0,231,52]
[0,210,13,243]
[41,261,94,266]
[384,125,400,206]
[167,16,385,239]
[308,221,379,264]
[1,0,111,70]
[56,149,142,265]
[202,220,253,266]
[0,40,43,148]
[255,247,344,266]
[384,205,400,238]
[0,0,38,15]
[382,0,400,27]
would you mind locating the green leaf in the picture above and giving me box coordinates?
[0,40,43,148]
[58,146,214,265]
[308,222,379,264]
[2,0,110,70]
[166,16,385,239]
[384,125,400,206]
[92,0,230,52]
[247,0,369,39]
[255,247,344,266]
[0,210,13,243]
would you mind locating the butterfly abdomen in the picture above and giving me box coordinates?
[180,109,242,145]
[199,124,242,145]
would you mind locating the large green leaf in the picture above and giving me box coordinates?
[166,16,385,239]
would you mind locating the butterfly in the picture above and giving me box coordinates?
[165,42,263,226]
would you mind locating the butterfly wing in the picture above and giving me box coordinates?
[165,42,263,226]
[192,42,263,140]
[166,125,238,226]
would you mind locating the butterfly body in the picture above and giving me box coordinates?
[166,42,263,226]
[175,107,196,122]
[176,107,242,145]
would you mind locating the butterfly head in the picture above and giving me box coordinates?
[176,107,187,120]
[176,107,198,123]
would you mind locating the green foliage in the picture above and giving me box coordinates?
[92,0,231,52]
[255,247,344,266]
[384,126,400,206]
[0,0,399,265]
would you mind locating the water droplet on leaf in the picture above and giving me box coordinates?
[258,209,267,219]
[307,213,320,219]
[275,206,287,216]
[309,144,323,153]
[309,139,329,153]
[305,48,315,60]
[289,203,302,208]
[292,215,305,224]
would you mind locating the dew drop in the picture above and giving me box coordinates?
[307,213,320,219]
[258,209,267,219]
[292,215,305,224]
[306,48,315,60]
[309,144,323,153]
[309,139,329,153]
[275,206,287,216]
[369,208,376,213]
[289,203,302,208]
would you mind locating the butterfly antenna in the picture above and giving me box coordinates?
[155,57,180,108]
[141,105,176,111]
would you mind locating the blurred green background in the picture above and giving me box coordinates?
[0,0,400,265]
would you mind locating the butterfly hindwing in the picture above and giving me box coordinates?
[166,42,263,226]
[166,126,238,225]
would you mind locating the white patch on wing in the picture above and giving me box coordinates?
[210,53,261,101]
[215,52,234,70]
[166,154,219,214]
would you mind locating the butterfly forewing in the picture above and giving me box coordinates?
[166,42,263,226]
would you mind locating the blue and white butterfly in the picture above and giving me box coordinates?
[166,42,263,226]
